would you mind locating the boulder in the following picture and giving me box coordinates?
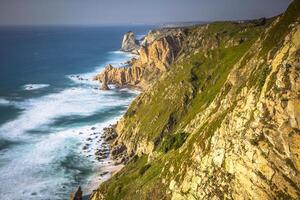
[111,144,127,158]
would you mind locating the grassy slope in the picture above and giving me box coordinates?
[121,21,265,144]
[96,22,265,200]
[94,1,300,199]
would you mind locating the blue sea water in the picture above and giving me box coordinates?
[0,25,152,200]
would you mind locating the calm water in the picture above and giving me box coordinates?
[0,25,152,200]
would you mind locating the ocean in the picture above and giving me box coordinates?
[0,25,152,200]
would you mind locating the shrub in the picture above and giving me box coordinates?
[258,65,271,89]
[161,132,188,153]
[139,164,151,175]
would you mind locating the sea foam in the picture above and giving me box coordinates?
[23,84,50,91]
[0,87,132,139]
[0,42,137,200]
[0,98,10,105]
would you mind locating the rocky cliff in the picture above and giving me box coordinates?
[95,28,185,89]
[91,1,300,199]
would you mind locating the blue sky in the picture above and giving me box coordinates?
[0,0,293,25]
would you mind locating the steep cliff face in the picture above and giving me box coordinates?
[95,28,185,89]
[91,1,300,199]
[137,29,185,71]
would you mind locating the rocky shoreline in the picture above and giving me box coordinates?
[69,31,148,200]
[74,1,300,199]
[71,27,186,200]
[94,28,185,90]
[69,123,128,200]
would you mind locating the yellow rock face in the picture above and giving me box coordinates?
[169,23,300,200]
[95,29,185,90]
[91,2,300,199]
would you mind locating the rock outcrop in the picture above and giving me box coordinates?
[120,31,140,52]
[100,68,110,90]
[70,186,82,200]
[95,28,185,89]
[91,1,300,199]
[137,29,184,71]
[96,63,145,89]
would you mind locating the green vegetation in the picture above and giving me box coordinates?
[139,164,151,175]
[260,0,300,56]
[96,21,265,199]
[95,2,300,198]
[122,20,265,147]
[97,155,168,200]
[160,132,188,153]
[247,64,271,90]
[258,65,271,89]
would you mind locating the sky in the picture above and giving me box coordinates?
[0,0,293,26]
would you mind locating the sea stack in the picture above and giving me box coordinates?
[120,31,140,52]
[100,70,110,90]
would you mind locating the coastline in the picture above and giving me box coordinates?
[74,25,187,198]
[81,51,141,198]
[81,26,185,199]
[0,26,153,200]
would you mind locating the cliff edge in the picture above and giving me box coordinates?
[91,1,300,199]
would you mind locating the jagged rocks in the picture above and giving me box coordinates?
[95,148,109,160]
[95,63,145,89]
[111,144,129,164]
[111,144,126,157]
[95,29,185,89]
[138,32,184,71]
[100,70,110,90]
[120,31,140,52]
[96,124,129,164]
[102,125,118,142]
[70,186,82,200]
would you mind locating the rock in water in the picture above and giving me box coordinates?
[120,31,140,52]
[70,186,82,200]
[100,69,110,90]
[101,82,109,90]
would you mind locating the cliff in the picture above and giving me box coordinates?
[95,28,185,89]
[91,0,300,199]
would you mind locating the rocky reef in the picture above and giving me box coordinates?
[90,1,300,199]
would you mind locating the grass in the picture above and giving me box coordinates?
[97,155,169,200]
[260,0,300,57]
[96,21,265,200]
[94,2,300,198]
[121,20,265,147]
[248,64,272,90]
[176,29,261,130]
[139,164,151,175]
[160,132,188,153]
[258,65,271,89]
